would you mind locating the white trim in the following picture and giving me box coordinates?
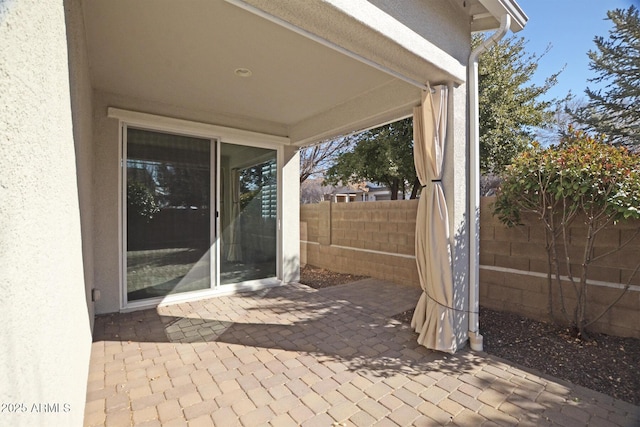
[213,140,220,295]
[480,265,640,292]
[119,124,126,310]
[300,241,416,260]
[478,0,528,32]
[108,107,290,146]
[276,148,283,282]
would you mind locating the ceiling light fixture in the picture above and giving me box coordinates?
[234,68,253,78]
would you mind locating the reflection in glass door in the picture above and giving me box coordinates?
[125,128,212,302]
[219,144,277,285]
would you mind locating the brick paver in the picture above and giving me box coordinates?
[84,280,639,426]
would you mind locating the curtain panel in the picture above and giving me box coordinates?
[410,85,457,353]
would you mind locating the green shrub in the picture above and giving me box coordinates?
[494,126,640,338]
[127,181,160,221]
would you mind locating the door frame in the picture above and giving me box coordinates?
[109,108,289,311]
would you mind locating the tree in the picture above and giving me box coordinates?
[127,181,160,222]
[536,95,589,146]
[300,137,354,184]
[475,34,564,173]
[313,36,562,190]
[300,178,328,204]
[494,127,640,339]
[155,164,210,208]
[574,6,640,151]
[324,118,418,200]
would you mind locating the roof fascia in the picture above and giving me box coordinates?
[477,0,528,32]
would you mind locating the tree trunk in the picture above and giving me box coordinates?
[410,177,420,199]
[390,179,399,200]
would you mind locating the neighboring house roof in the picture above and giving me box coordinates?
[326,186,362,195]
[82,0,525,148]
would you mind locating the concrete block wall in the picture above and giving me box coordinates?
[301,197,639,339]
[479,197,640,338]
[300,200,420,288]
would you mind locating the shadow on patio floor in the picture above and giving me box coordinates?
[92,280,482,380]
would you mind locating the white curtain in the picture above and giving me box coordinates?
[410,84,456,353]
[226,168,242,262]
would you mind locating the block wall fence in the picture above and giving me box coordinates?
[300,198,640,338]
[300,200,421,288]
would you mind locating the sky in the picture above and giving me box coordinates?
[515,0,637,102]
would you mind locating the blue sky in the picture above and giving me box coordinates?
[515,0,636,102]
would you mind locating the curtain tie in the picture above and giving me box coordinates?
[421,179,442,188]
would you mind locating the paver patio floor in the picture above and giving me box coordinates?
[84,279,640,426]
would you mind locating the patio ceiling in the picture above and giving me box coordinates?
[81,0,517,146]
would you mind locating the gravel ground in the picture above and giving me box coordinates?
[299,265,369,289]
[478,306,640,406]
[299,266,640,406]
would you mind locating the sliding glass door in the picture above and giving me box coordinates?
[219,143,277,285]
[125,128,212,302]
[123,127,278,306]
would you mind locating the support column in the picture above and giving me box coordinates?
[281,145,301,283]
[442,82,471,350]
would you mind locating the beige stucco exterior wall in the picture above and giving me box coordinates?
[444,83,471,351]
[368,0,471,66]
[65,0,96,328]
[0,1,92,425]
[92,91,122,314]
[281,146,301,284]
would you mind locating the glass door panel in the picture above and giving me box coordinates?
[220,144,277,285]
[126,128,212,302]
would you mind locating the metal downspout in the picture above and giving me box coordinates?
[468,14,511,352]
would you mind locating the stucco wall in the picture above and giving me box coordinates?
[0,1,92,425]
[281,146,301,283]
[92,91,122,314]
[369,0,470,65]
[445,83,471,350]
[65,0,96,328]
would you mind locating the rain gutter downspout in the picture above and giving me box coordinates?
[468,14,511,352]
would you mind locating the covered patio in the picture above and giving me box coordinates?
[84,279,639,426]
[2,0,562,425]
[74,0,524,360]
[75,0,526,352]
